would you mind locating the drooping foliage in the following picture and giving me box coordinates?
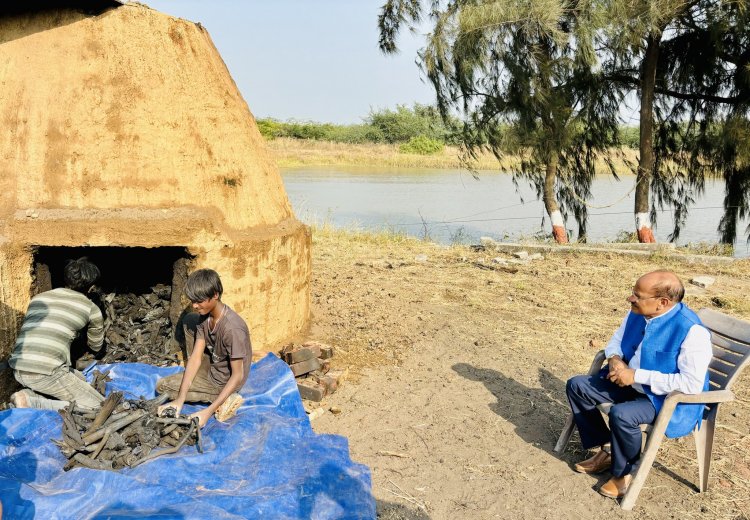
[382,0,750,245]
[380,0,625,241]
[601,0,750,243]
[655,0,750,243]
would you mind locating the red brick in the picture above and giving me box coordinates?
[289,357,321,377]
[317,375,338,395]
[302,340,330,357]
[297,379,326,402]
[284,347,317,364]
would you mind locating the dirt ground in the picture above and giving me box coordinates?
[302,229,750,520]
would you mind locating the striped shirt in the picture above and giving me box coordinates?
[9,288,104,375]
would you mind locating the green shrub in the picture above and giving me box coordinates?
[322,124,385,144]
[398,135,445,155]
[368,103,457,143]
[256,104,459,145]
[619,126,640,149]
[256,118,284,140]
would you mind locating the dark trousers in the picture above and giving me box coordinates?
[566,374,657,477]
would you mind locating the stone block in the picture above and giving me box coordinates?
[690,276,716,288]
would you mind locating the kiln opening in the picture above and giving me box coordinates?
[31,246,192,368]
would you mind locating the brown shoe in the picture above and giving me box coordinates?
[574,450,611,474]
[598,474,632,498]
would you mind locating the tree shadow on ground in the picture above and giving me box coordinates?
[452,363,574,454]
[451,363,702,494]
[376,499,432,519]
[451,363,614,493]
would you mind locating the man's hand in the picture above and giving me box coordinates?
[158,401,183,417]
[608,368,636,387]
[607,356,627,377]
[190,408,213,428]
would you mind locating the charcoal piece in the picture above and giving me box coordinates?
[72,453,113,471]
[106,331,127,346]
[104,432,126,451]
[85,391,121,434]
[91,369,112,396]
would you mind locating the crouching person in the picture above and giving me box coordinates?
[157,268,251,428]
[8,257,106,411]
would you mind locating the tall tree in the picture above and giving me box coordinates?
[379,0,623,243]
[604,0,750,244]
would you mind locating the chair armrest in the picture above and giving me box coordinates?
[664,389,735,406]
[586,350,607,376]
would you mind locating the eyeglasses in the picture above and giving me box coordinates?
[629,291,662,302]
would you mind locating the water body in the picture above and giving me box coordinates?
[282,167,750,257]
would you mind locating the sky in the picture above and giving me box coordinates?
[141,0,435,124]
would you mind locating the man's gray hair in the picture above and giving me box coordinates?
[651,269,685,302]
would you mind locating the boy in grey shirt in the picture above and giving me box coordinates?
[157,269,251,427]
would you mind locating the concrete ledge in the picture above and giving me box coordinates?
[479,238,737,265]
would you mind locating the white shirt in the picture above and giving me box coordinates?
[604,305,713,395]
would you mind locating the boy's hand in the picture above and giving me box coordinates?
[190,408,213,428]
[158,401,182,417]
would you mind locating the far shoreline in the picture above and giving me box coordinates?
[267,137,639,175]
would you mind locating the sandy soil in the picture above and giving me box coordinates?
[303,229,750,520]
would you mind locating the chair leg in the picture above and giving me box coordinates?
[620,422,668,510]
[554,413,576,453]
[695,408,718,493]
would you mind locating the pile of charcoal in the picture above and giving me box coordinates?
[54,392,201,472]
[92,284,180,366]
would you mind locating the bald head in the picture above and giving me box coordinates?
[638,270,685,303]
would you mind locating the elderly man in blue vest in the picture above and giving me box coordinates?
[565,270,712,498]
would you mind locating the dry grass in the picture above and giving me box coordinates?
[311,227,750,518]
[314,227,750,368]
[268,137,639,175]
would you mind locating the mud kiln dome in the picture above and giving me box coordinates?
[0,1,311,380]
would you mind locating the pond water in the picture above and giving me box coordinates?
[282,167,750,257]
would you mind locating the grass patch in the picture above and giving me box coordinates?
[311,222,417,246]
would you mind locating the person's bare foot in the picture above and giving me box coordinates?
[10,391,30,408]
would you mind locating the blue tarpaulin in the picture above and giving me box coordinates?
[0,354,375,519]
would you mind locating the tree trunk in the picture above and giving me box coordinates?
[543,155,568,244]
[635,31,661,243]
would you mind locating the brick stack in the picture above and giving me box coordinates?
[280,341,346,402]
